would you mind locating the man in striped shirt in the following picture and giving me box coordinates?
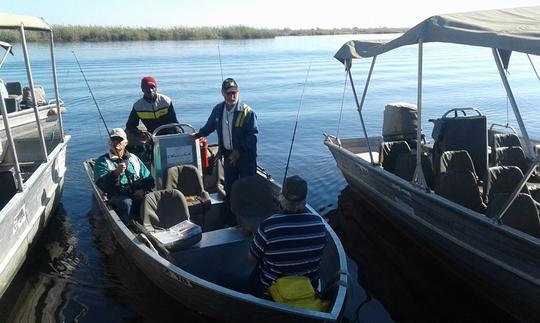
[248,175,328,296]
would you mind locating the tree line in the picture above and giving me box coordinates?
[0,25,406,42]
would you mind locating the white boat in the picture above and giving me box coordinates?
[84,124,348,322]
[0,13,70,297]
[324,6,540,322]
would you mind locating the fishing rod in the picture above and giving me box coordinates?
[72,51,134,188]
[218,45,224,81]
[283,61,312,185]
[72,51,111,136]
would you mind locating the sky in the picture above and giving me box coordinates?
[4,0,540,29]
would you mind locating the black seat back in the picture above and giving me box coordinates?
[493,146,529,175]
[379,141,411,173]
[432,115,488,182]
[486,193,540,238]
[0,170,18,209]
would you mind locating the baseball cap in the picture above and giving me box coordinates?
[141,76,157,89]
[222,78,239,93]
[281,175,308,202]
[110,128,128,141]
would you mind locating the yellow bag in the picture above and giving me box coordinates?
[268,276,329,312]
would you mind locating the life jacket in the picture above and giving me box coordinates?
[104,152,141,182]
[235,104,252,128]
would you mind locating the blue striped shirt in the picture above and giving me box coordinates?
[250,212,328,288]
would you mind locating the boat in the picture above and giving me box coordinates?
[84,124,348,322]
[0,13,70,297]
[324,6,540,322]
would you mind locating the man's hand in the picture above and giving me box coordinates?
[189,132,198,143]
[132,189,145,200]
[228,149,240,166]
[113,162,126,177]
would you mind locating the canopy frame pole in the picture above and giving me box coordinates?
[48,30,65,140]
[20,24,48,161]
[413,39,427,188]
[0,45,11,69]
[0,91,24,192]
[492,48,535,159]
[347,57,376,165]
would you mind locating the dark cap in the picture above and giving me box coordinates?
[222,78,239,93]
[282,175,308,202]
[141,76,157,89]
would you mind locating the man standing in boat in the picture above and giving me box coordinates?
[191,78,258,224]
[94,128,155,223]
[126,76,179,136]
[248,175,327,295]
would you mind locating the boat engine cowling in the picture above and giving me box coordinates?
[382,102,417,143]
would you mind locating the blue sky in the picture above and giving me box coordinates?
[4,0,540,29]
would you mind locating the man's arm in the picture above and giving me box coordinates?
[237,108,258,155]
[194,104,219,138]
[94,157,117,195]
[126,107,140,132]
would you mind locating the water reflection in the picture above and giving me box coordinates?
[0,205,81,322]
[328,186,517,323]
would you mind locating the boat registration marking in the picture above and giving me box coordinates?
[166,269,193,288]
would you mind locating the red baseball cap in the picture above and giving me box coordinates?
[141,76,157,89]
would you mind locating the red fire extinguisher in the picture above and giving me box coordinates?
[199,137,209,169]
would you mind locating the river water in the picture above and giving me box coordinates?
[1,34,537,322]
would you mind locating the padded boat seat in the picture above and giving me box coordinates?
[394,152,435,189]
[435,150,486,213]
[489,132,521,149]
[140,189,201,250]
[486,193,540,238]
[379,140,412,172]
[230,175,279,232]
[166,165,211,217]
[487,166,530,201]
[431,115,487,181]
[493,146,529,175]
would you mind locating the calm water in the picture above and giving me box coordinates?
[1,34,538,322]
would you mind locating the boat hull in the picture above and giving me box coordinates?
[326,139,540,322]
[84,161,348,322]
[0,136,70,297]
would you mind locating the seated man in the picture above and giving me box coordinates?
[248,175,328,296]
[93,128,154,223]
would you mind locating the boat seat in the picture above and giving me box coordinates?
[393,151,435,189]
[0,170,18,209]
[435,150,486,213]
[230,175,280,232]
[440,150,478,180]
[487,166,530,202]
[379,140,412,172]
[489,132,521,150]
[486,193,540,238]
[431,115,488,182]
[140,189,202,250]
[492,146,530,175]
[165,164,211,218]
[0,80,20,113]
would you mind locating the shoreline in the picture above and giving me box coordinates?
[0,25,407,43]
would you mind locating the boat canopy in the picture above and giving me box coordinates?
[335,6,540,64]
[0,12,50,31]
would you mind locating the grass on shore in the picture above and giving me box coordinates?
[0,25,406,42]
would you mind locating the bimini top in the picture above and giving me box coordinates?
[0,12,50,31]
[335,6,540,64]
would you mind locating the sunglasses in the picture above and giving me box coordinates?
[110,136,125,142]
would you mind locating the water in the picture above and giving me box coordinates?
[1,34,537,322]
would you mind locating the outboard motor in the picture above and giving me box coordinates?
[382,102,418,147]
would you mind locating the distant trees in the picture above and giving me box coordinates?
[0,25,406,43]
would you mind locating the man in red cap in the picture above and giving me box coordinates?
[126,76,179,136]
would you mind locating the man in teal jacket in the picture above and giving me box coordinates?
[94,128,154,223]
[191,78,258,224]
